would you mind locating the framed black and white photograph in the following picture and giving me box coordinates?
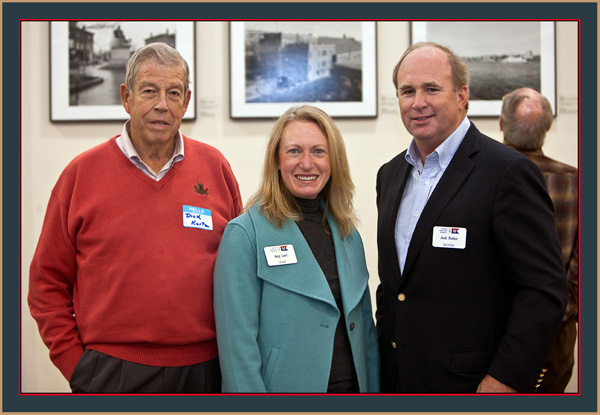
[229,21,377,119]
[50,21,196,121]
[411,21,556,117]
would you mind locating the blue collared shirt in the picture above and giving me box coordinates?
[394,116,471,274]
[115,121,185,181]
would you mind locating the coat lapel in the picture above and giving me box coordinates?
[251,207,337,308]
[327,215,369,317]
[402,126,480,279]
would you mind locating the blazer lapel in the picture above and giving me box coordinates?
[380,156,412,289]
[252,208,337,308]
[402,126,480,279]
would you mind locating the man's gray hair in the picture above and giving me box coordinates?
[501,88,554,151]
[125,42,190,94]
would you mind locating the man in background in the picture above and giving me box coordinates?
[28,42,242,393]
[501,87,579,392]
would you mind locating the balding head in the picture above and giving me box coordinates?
[514,88,544,122]
[500,87,553,151]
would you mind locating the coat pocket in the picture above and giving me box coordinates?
[262,347,281,389]
[449,350,496,373]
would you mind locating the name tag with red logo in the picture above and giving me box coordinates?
[264,245,298,266]
[432,226,467,249]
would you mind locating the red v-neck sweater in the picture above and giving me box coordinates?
[28,136,242,380]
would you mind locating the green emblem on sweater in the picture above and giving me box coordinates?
[194,183,210,195]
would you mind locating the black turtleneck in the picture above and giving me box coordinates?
[294,197,358,393]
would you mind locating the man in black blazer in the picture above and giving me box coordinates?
[375,42,567,393]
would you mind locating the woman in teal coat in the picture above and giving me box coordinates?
[214,105,379,393]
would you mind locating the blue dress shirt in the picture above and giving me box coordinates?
[395,117,471,274]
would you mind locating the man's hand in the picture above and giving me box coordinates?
[476,374,518,393]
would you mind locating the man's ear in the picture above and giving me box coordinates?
[120,84,131,114]
[183,89,191,113]
[457,85,469,110]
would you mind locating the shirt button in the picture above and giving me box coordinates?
[425,180,430,185]
[391,342,397,348]
[349,323,355,331]
[398,293,406,301]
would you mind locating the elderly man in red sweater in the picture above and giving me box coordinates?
[28,42,242,393]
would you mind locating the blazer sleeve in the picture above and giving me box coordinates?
[487,156,568,392]
[213,221,268,393]
[374,165,387,338]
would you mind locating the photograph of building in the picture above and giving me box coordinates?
[68,21,178,106]
[243,22,364,103]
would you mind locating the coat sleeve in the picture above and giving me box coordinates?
[361,284,381,392]
[487,157,568,392]
[374,166,385,338]
[213,221,267,392]
[28,190,85,381]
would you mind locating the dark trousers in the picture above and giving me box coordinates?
[70,349,221,393]
[541,320,578,393]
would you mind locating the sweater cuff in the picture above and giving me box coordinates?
[54,346,85,381]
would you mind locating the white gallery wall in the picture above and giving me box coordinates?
[21,21,579,393]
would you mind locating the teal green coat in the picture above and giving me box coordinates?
[214,205,380,393]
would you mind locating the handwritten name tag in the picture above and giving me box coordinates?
[432,226,467,249]
[183,205,213,231]
[264,245,298,266]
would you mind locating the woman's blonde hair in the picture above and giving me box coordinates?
[246,105,357,238]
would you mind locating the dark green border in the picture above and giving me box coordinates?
[4,2,597,413]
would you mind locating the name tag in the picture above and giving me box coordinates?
[264,245,298,266]
[432,226,467,249]
[183,205,213,231]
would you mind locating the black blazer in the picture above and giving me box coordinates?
[375,123,567,393]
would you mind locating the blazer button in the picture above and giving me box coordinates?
[397,293,406,301]
[391,342,397,348]
[349,323,355,331]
